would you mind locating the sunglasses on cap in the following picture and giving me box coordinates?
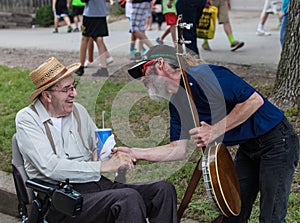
[141,60,158,76]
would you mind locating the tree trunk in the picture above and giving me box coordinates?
[270,0,300,110]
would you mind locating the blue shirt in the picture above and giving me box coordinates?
[169,64,284,146]
[281,0,290,14]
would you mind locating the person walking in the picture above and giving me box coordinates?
[75,0,113,77]
[175,0,207,57]
[84,38,114,68]
[279,0,290,46]
[71,0,85,32]
[130,0,154,60]
[152,0,164,31]
[256,0,282,36]
[52,0,73,33]
[201,0,244,52]
[155,0,178,46]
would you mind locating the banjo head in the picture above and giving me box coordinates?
[205,143,241,217]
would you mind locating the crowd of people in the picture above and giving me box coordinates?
[51,0,288,77]
[15,0,298,223]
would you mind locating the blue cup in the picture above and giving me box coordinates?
[95,128,112,160]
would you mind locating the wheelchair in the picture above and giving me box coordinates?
[11,134,83,223]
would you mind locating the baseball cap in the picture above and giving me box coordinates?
[128,45,178,79]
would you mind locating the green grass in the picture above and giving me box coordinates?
[0,65,299,221]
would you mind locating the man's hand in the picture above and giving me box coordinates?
[167,0,173,8]
[116,147,137,160]
[100,151,135,173]
[206,0,212,7]
[189,121,215,147]
[278,11,285,19]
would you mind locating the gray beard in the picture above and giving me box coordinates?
[148,85,170,102]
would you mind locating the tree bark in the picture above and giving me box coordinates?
[270,0,300,110]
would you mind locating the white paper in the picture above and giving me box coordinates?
[100,134,116,161]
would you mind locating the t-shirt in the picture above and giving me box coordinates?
[72,0,85,7]
[83,0,106,17]
[169,64,284,146]
[162,0,177,15]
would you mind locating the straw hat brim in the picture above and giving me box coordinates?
[28,62,81,102]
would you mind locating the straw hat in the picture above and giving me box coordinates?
[28,57,81,102]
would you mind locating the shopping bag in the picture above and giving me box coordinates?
[197,6,218,39]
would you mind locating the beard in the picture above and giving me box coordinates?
[147,76,171,102]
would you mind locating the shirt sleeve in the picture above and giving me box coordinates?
[211,66,256,104]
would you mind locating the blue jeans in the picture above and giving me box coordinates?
[223,117,299,223]
[176,0,207,56]
[280,13,288,47]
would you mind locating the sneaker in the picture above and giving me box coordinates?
[92,67,109,77]
[141,48,148,55]
[73,27,80,32]
[106,56,114,65]
[202,42,211,51]
[52,28,58,33]
[75,66,84,76]
[156,37,163,45]
[130,52,142,61]
[84,60,93,68]
[130,49,137,54]
[67,26,73,33]
[256,29,271,36]
[231,41,245,51]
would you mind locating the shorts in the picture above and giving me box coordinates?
[53,11,68,18]
[212,0,229,24]
[82,16,108,38]
[145,3,152,17]
[54,1,69,17]
[72,6,84,16]
[164,12,177,25]
[262,0,282,14]
[130,2,150,32]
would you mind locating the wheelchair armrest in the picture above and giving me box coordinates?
[26,179,57,197]
[26,178,83,217]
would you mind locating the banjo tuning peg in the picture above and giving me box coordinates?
[179,22,193,30]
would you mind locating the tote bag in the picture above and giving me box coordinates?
[197,6,218,39]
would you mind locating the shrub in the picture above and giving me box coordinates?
[35,6,53,27]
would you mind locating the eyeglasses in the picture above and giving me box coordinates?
[47,81,78,94]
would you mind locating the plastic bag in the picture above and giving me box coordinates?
[196,6,218,39]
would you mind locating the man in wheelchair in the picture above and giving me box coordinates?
[14,57,177,223]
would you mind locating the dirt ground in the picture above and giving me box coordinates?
[1,47,299,194]
[0,47,277,83]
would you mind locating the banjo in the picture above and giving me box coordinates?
[175,15,241,221]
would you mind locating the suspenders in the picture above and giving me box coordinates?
[30,104,84,154]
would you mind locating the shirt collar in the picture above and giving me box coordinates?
[34,99,53,124]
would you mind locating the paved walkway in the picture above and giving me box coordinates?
[0,10,281,69]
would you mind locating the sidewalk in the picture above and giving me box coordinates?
[0,9,281,223]
[0,10,281,69]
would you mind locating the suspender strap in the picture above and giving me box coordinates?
[73,106,87,148]
[30,105,56,154]
[30,104,84,155]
